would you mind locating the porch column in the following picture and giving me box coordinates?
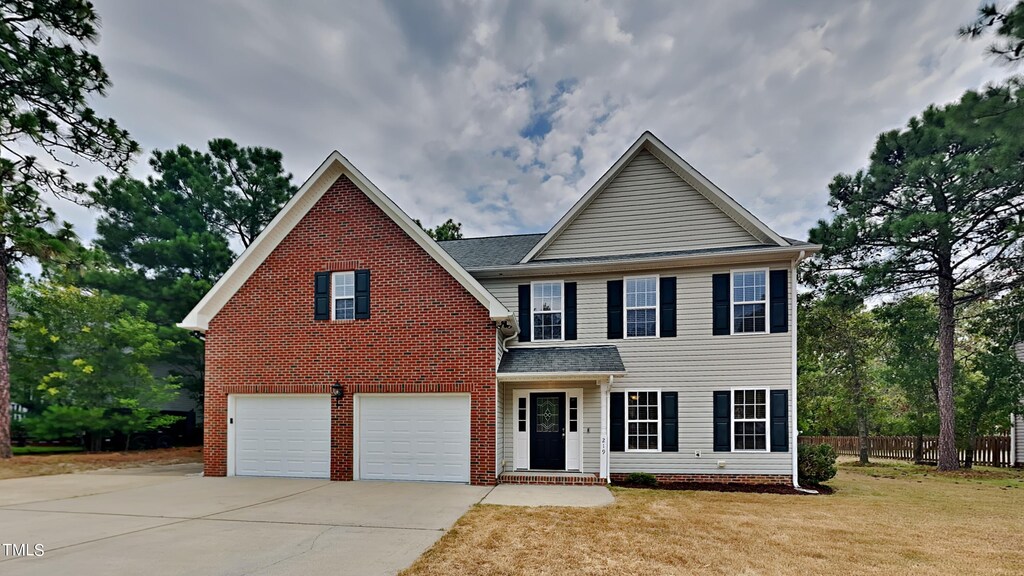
[599,377,611,482]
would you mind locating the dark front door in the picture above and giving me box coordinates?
[530,392,566,470]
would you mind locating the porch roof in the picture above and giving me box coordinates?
[497,345,626,379]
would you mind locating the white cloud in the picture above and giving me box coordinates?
[44,0,1008,249]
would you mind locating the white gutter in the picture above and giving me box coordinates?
[790,250,817,493]
[1011,414,1017,466]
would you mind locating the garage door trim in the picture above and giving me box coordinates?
[353,393,472,483]
[227,393,331,478]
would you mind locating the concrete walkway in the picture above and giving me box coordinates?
[481,484,614,507]
[0,468,488,576]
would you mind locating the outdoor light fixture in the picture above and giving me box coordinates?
[331,382,344,401]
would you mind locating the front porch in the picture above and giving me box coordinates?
[498,471,605,486]
[496,345,626,484]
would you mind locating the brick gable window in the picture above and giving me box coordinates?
[333,271,355,320]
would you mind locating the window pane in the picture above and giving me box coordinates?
[335,299,354,320]
[334,272,354,298]
[533,311,562,340]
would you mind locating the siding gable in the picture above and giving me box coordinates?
[535,149,763,260]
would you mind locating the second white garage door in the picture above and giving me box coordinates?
[357,394,471,483]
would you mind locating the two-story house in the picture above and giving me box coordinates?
[180,131,820,487]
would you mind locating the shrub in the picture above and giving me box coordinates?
[625,472,658,486]
[799,443,838,485]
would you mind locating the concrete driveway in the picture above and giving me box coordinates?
[0,466,490,576]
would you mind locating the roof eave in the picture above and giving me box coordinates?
[497,371,627,381]
[469,244,822,278]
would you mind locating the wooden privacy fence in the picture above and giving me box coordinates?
[800,435,1013,467]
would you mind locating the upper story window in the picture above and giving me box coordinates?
[532,281,564,341]
[625,276,658,338]
[732,270,767,334]
[333,271,355,320]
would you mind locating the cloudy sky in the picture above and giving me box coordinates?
[54,0,1006,244]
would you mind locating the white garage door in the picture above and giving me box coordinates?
[233,395,330,479]
[358,395,471,483]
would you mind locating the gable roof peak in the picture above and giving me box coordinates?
[520,131,790,263]
[179,150,511,331]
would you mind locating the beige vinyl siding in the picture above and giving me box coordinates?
[536,150,761,260]
[1016,343,1024,465]
[1016,414,1024,465]
[500,381,601,474]
[486,261,794,476]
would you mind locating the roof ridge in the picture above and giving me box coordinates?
[437,232,546,243]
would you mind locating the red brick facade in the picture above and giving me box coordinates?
[204,175,497,485]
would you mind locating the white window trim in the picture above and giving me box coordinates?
[623,274,659,339]
[730,387,770,452]
[332,271,355,321]
[530,280,565,342]
[624,389,662,453]
[729,268,770,336]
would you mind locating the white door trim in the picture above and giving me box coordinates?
[513,387,583,471]
[353,392,472,482]
[227,393,331,478]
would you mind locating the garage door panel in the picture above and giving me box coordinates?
[233,395,330,479]
[358,395,470,483]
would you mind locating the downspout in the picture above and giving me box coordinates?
[499,317,520,352]
[791,250,817,493]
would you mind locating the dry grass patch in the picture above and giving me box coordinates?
[403,465,1024,576]
[0,446,202,480]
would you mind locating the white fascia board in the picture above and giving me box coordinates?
[520,131,790,263]
[179,151,510,331]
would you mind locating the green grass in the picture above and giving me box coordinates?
[12,446,85,455]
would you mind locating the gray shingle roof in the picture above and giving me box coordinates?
[497,345,626,375]
[437,234,544,268]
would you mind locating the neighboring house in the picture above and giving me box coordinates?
[11,402,26,421]
[1014,342,1024,467]
[180,131,820,486]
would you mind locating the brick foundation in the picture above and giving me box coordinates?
[204,174,497,485]
[610,473,791,485]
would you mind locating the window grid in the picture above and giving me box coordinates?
[732,271,767,334]
[626,390,660,451]
[332,272,355,320]
[733,389,767,451]
[625,276,658,338]
[532,281,564,341]
[517,397,527,433]
[569,397,578,433]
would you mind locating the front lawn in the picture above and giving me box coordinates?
[0,446,203,480]
[403,462,1024,576]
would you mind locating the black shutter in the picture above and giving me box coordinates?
[610,391,625,452]
[659,276,677,338]
[713,391,731,452]
[518,284,531,343]
[314,272,330,320]
[607,280,623,340]
[354,269,370,319]
[712,273,730,336]
[770,269,789,333]
[661,391,678,452]
[564,282,577,341]
[771,390,789,452]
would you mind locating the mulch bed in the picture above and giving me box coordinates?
[614,481,834,495]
